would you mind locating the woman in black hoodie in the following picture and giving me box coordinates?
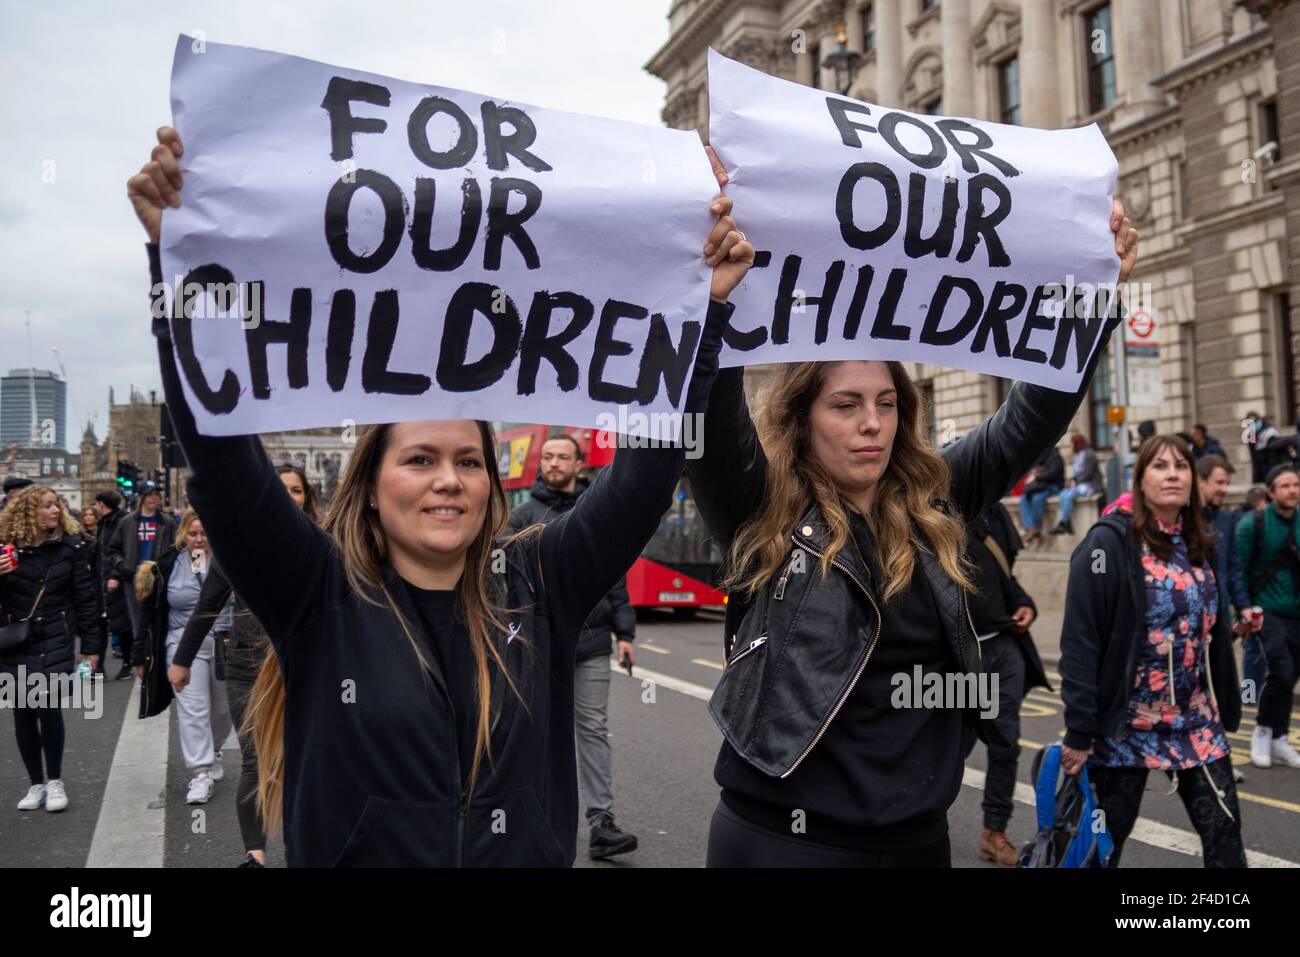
[687,197,1138,867]
[128,129,750,867]
[0,485,102,812]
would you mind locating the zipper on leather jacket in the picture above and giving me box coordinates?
[773,551,800,601]
[780,536,883,778]
[726,634,768,667]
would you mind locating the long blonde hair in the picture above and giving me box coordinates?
[722,361,974,605]
[247,421,526,833]
[0,485,79,546]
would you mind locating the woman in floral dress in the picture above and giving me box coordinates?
[1059,436,1245,867]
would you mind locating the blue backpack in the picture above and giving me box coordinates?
[1019,743,1114,868]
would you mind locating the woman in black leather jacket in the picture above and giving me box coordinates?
[687,202,1138,867]
[0,485,102,813]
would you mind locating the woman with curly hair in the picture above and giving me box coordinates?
[0,485,102,812]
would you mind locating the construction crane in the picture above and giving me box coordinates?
[50,345,92,445]
[26,312,38,447]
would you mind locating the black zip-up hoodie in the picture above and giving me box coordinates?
[147,244,726,867]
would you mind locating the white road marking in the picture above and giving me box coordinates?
[961,766,1297,868]
[613,664,1299,866]
[85,680,171,868]
[611,662,711,701]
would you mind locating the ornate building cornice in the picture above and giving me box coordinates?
[803,0,848,37]
[719,32,797,78]
[1151,25,1272,99]
[1108,104,1183,156]
[645,0,742,78]
[971,0,1021,64]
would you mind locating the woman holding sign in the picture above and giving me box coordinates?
[129,129,752,867]
[689,193,1137,867]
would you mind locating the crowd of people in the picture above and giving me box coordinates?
[4,118,1291,871]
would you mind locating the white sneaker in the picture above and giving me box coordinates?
[1252,724,1273,768]
[44,779,68,812]
[17,784,45,810]
[209,753,224,782]
[1271,736,1300,769]
[186,774,214,805]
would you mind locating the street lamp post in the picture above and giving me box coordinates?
[821,22,864,96]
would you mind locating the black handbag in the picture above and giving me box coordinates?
[0,580,46,654]
[137,564,174,719]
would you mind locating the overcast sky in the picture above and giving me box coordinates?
[0,0,672,451]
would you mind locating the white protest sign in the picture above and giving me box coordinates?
[708,50,1121,391]
[158,37,717,437]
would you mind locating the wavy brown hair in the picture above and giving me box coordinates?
[1131,435,1209,565]
[0,485,80,546]
[247,421,527,833]
[275,463,320,522]
[722,361,974,605]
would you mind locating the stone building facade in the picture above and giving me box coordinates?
[648,0,1294,481]
[259,428,353,505]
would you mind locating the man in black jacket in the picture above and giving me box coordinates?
[962,503,1049,866]
[508,434,638,860]
[92,490,133,679]
[106,481,177,669]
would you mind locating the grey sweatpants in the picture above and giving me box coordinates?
[164,631,233,775]
[574,653,614,825]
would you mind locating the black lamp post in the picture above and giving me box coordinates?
[821,22,864,96]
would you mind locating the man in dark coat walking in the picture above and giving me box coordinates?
[509,434,639,860]
[92,490,133,679]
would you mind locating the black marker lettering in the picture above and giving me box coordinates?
[436,282,523,392]
[517,290,594,395]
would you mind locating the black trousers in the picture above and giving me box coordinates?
[705,800,951,867]
[1258,614,1300,735]
[1089,758,1246,868]
[224,639,267,853]
[962,634,1024,832]
[14,703,65,785]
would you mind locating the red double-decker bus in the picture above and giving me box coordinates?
[496,423,725,614]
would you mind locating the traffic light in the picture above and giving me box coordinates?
[115,460,143,495]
